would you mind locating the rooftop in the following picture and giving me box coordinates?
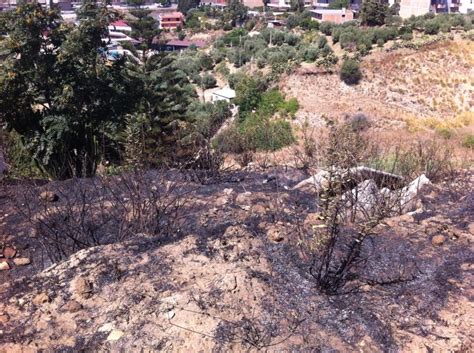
[160,11,184,19]
[110,20,130,27]
[166,39,206,48]
[310,8,351,14]
[212,87,236,99]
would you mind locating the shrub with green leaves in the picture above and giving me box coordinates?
[302,46,320,62]
[340,59,362,85]
[462,134,474,149]
[424,20,440,35]
[239,114,295,151]
[320,21,334,35]
[201,73,217,89]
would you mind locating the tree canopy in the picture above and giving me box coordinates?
[0,1,198,178]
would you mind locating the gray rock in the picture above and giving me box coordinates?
[400,174,431,212]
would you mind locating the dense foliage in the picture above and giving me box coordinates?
[0,1,201,178]
[216,75,297,154]
[0,1,138,178]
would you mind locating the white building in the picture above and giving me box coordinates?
[459,0,473,13]
[211,87,236,103]
[399,0,431,18]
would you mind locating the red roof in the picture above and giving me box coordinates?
[166,40,206,48]
[160,12,184,19]
[110,20,130,27]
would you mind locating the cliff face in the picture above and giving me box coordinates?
[0,169,472,352]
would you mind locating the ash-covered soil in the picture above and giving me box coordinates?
[0,169,472,352]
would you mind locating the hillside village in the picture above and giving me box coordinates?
[0,0,473,351]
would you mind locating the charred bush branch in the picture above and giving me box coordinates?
[14,169,189,262]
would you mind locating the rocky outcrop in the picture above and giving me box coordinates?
[293,166,404,192]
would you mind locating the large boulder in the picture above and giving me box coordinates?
[400,174,431,212]
[292,170,330,192]
[293,166,403,192]
[345,179,381,215]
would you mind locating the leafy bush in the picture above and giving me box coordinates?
[424,19,440,35]
[240,115,294,151]
[198,53,215,71]
[215,61,230,77]
[359,0,388,26]
[340,59,362,85]
[462,134,474,149]
[201,73,217,89]
[400,32,413,41]
[284,32,300,46]
[286,14,300,29]
[319,21,334,36]
[283,98,299,118]
[188,100,231,138]
[340,30,357,50]
[214,115,294,153]
[302,46,319,62]
[435,128,453,140]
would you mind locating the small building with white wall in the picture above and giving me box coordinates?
[211,87,236,103]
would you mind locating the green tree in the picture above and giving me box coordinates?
[178,0,199,15]
[129,8,161,59]
[340,59,362,85]
[235,75,265,119]
[123,54,198,165]
[226,0,248,27]
[359,0,388,26]
[0,1,139,179]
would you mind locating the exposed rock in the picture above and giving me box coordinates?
[223,188,234,195]
[39,191,59,202]
[63,300,82,313]
[217,274,238,292]
[32,293,50,305]
[215,196,228,206]
[267,224,285,243]
[346,179,381,214]
[13,258,31,266]
[236,192,252,205]
[73,277,93,299]
[293,170,329,191]
[467,223,474,235]
[400,174,431,212]
[293,167,403,192]
[0,261,10,271]
[107,329,124,341]
[0,313,9,324]
[98,323,115,333]
[166,310,175,320]
[252,204,266,214]
[3,246,16,259]
[432,235,446,246]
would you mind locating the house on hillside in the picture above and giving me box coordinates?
[313,0,362,11]
[398,0,466,18]
[459,0,473,13]
[108,20,132,33]
[0,0,72,10]
[267,0,312,10]
[201,0,228,6]
[309,8,354,24]
[165,39,206,51]
[201,0,264,7]
[211,87,236,103]
[159,11,184,30]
